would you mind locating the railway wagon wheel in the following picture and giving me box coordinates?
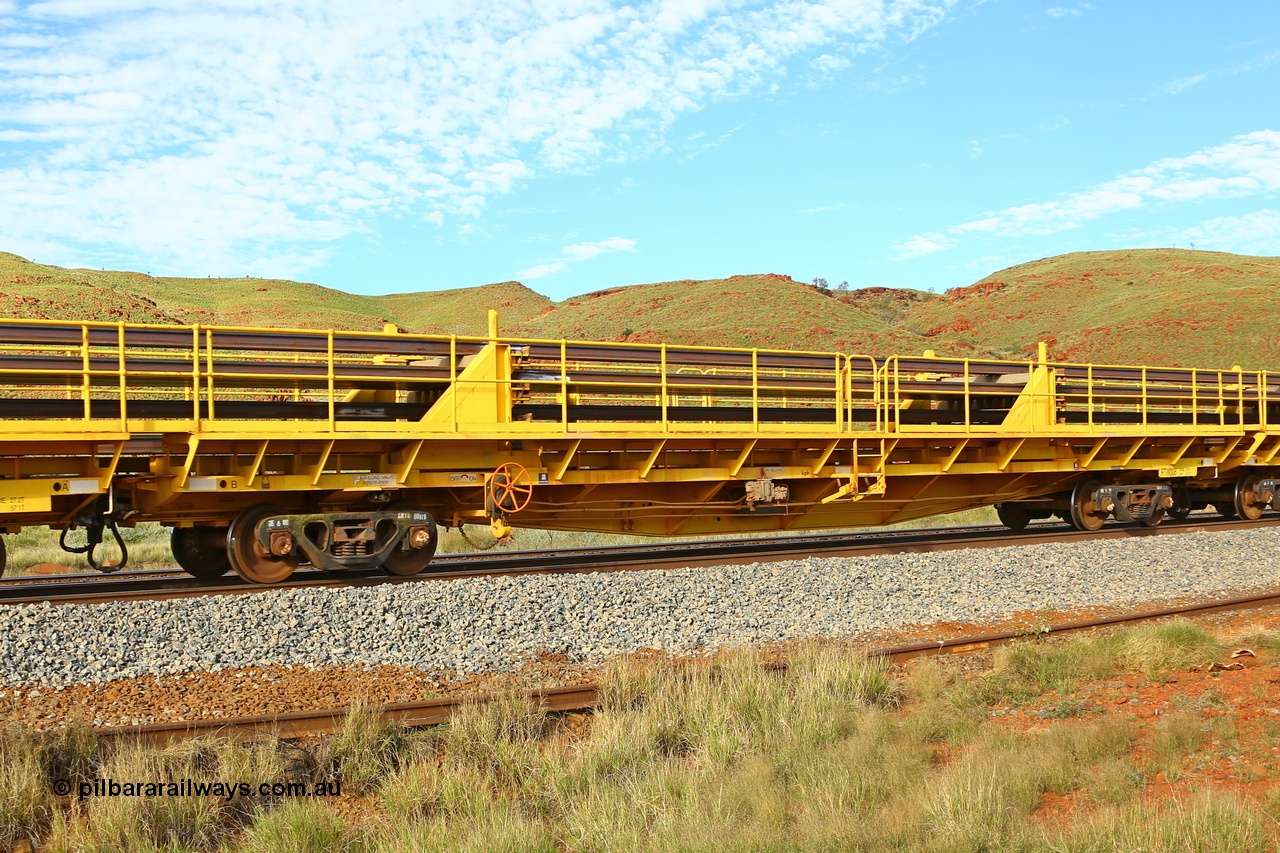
[488,463,534,514]
[226,504,299,585]
[995,503,1031,531]
[1069,479,1107,532]
[171,526,232,580]
[383,502,440,576]
[1234,475,1267,521]
[0,536,5,577]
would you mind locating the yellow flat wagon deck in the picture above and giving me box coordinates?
[0,311,1274,582]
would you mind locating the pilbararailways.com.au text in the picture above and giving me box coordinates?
[55,778,341,801]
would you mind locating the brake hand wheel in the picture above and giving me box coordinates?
[488,463,534,514]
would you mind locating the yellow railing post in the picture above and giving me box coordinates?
[660,344,668,432]
[80,325,91,422]
[835,355,844,432]
[191,325,200,427]
[205,329,215,422]
[751,349,759,432]
[893,359,902,433]
[449,336,458,433]
[963,358,971,432]
[1217,371,1225,427]
[326,329,335,430]
[1087,364,1094,429]
[560,340,568,431]
[117,323,127,430]
[1238,367,1245,427]
[1191,368,1198,428]
[871,358,881,433]
[1141,366,1148,428]
[1262,371,1269,430]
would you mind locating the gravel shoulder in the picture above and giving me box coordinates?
[2,527,1278,727]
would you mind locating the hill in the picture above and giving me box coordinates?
[508,274,925,353]
[1,248,1276,369]
[899,249,1280,369]
[0,253,551,335]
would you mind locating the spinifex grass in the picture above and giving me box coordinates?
[6,621,1280,851]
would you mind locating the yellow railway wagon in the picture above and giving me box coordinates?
[0,312,1275,583]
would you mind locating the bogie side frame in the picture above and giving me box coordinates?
[0,312,1275,580]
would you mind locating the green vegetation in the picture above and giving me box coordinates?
[7,247,1278,368]
[3,620,1279,851]
[902,248,1280,368]
[0,252,551,336]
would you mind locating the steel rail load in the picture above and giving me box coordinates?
[0,312,1276,583]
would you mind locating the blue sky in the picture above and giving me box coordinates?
[1,1,1277,300]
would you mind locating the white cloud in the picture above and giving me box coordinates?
[0,0,955,277]
[1121,209,1280,256]
[890,232,953,259]
[1046,2,1091,17]
[812,53,851,74]
[1161,73,1207,95]
[892,130,1280,254]
[517,236,636,280]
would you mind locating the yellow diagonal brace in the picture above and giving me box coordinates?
[237,439,269,485]
[1213,436,1243,465]
[396,439,425,484]
[808,439,840,474]
[1261,437,1280,465]
[637,440,666,479]
[1117,438,1145,467]
[551,439,582,482]
[942,439,969,473]
[874,439,900,473]
[1166,436,1195,466]
[728,440,758,477]
[997,438,1025,471]
[178,437,201,488]
[310,440,335,486]
[1078,438,1107,468]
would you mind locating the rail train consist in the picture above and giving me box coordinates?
[0,312,1274,583]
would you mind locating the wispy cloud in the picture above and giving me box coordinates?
[891,232,954,259]
[679,123,745,164]
[1120,209,1280,256]
[517,236,637,280]
[1161,73,1207,95]
[1045,4,1090,19]
[0,0,956,277]
[799,202,851,214]
[891,129,1280,257]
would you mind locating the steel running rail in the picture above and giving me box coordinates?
[3,515,1277,608]
[102,583,1280,744]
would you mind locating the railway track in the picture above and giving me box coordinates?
[103,582,1280,744]
[4,514,1278,607]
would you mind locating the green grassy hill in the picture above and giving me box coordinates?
[899,249,1280,369]
[1,248,1276,369]
[507,274,924,354]
[0,253,551,335]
